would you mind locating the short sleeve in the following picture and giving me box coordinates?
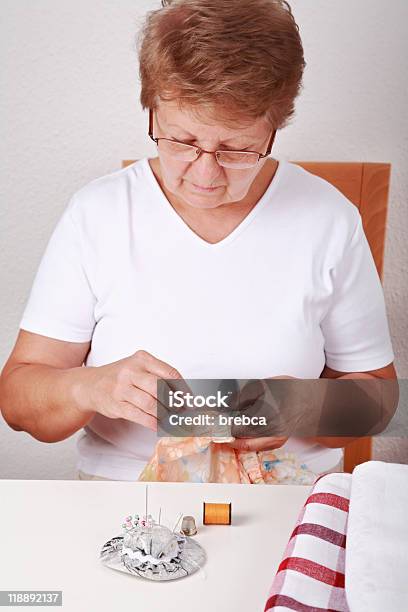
[321,216,394,372]
[20,198,96,342]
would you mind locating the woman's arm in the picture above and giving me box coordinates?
[0,330,182,443]
[229,364,398,452]
[0,330,95,442]
[314,362,398,448]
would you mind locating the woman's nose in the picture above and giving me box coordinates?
[190,150,223,185]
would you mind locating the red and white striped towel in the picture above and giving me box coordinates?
[265,472,352,612]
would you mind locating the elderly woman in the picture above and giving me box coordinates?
[0,0,396,481]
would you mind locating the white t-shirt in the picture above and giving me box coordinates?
[20,158,394,479]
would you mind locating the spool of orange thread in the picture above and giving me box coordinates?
[203,502,232,525]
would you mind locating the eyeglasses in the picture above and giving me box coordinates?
[148,109,276,170]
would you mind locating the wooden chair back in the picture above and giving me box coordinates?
[123,159,392,473]
[296,163,391,473]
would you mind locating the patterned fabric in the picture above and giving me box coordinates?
[265,472,352,611]
[138,437,316,485]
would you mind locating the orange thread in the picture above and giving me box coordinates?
[203,502,232,525]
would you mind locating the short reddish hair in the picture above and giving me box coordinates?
[138,0,305,129]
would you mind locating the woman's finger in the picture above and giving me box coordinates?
[118,400,157,430]
[132,350,182,380]
[123,385,158,418]
[130,352,192,400]
[130,371,163,401]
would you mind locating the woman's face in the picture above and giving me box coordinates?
[153,100,272,210]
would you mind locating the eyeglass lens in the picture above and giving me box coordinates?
[156,139,260,169]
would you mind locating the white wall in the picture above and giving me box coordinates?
[1,0,407,479]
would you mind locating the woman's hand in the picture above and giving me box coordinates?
[227,375,297,452]
[74,350,183,430]
[228,436,288,452]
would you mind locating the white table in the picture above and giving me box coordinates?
[0,480,311,612]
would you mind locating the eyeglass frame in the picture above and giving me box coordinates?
[148,108,276,167]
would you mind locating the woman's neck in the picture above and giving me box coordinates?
[148,157,279,243]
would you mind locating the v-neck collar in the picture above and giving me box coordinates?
[141,157,285,250]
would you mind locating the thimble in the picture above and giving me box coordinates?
[181,515,197,536]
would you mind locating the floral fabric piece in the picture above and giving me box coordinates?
[139,437,316,485]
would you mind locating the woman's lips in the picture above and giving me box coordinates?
[190,183,221,193]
